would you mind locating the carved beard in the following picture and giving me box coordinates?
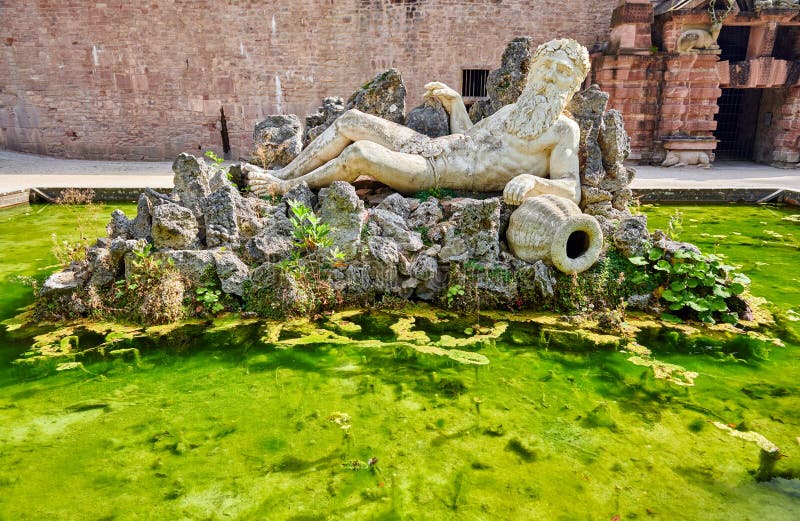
[505,79,574,140]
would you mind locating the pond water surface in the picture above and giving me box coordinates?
[0,203,798,520]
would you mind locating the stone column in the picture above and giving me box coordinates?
[770,87,800,168]
[655,50,721,164]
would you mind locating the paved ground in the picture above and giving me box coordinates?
[1,148,798,193]
[0,150,173,191]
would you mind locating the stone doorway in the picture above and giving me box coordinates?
[714,88,763,161]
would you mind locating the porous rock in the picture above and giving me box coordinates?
[150,250,215,281]
[406,98,450,138]
[110,238,147,272]
[172,153,211,218]
[408,198,443,229]
[613,215,651,258]
[213,250,250,296]
[304,97,346,147]
[243,235,293,265]
[450,198,501,262]
[204,184,240,248]
[318,181,366,259]
[87,247,117,287]
[468,37,532,122]
[40,270,79,296]
[368,208,423,252]
[652,229,701,257]
[409,254,438,282]
[569,86,608,199]
[568,86,633,225]
[235,196,270,241]
[599,110,630,168]
[516,260,556,303]
[248,264,314,317]
[410,255,443,300]
[282,182,317,212]
[367,236,400,265]
[438,237,469,263]
[252,114,303,169]
[152,203,200,250]
[346,69,406,124]
[107,210,132,240]
[131,193,153,240]
[376,193,411,219]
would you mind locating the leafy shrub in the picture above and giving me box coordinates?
[628,246,750,324]
[287,199,333,252]
[446,284,465,306]
[195,284,224,315]
[245,201,342,318]
[112,244,186,324]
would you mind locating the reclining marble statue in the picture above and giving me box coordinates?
[248,38,603,273]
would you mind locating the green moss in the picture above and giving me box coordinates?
[1,205,799,519]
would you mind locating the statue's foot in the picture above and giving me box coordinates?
[248,169,286,196]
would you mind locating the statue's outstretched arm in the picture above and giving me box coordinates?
[424,82,473,134]
[504,121,581,206]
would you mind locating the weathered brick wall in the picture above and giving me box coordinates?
[592,54,664,162]
[0,0,619,160]
[770,87,800,166]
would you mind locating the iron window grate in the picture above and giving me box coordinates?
[462,69,489,98]
[714,88,760,161]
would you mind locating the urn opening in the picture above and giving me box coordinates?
[566,230,590,259]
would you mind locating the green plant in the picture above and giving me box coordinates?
[416,226,432,247]
[629,246,750,324]
[195,284,224,315]
[247,201,342,318]
[446,284,465,306]
[205,150,232,181]
[327,246,346,269]
[414,187,455,201]
[54,188,95,205]
[287,199,333,252]
[666,209,684,240]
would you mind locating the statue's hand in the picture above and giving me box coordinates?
[423,82,461,112]
[503,174,539,206]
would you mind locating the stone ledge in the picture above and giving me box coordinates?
[0,189,30,209]
[634,188,800,205]
[29,187,173,204]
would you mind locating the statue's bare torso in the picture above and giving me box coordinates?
[435,107,580,193]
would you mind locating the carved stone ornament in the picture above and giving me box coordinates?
[677,23,723,54]
[506,195,603,274]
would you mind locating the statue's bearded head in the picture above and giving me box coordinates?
[506,39,590,140]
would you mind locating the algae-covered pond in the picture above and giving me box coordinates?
[0,203,799,520]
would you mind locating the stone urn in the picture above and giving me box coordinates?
[507,195,603,273]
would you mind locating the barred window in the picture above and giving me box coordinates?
[461,69,489,98]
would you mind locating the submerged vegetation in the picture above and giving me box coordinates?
[0,202,798,519]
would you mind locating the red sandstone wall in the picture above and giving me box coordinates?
[592,54,664,162]
[771,87,800,166]
[0,0,618,160]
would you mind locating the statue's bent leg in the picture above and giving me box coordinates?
[250,140,434,196]
[263,109,423,180]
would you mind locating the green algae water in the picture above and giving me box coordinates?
[0,203,799,520]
